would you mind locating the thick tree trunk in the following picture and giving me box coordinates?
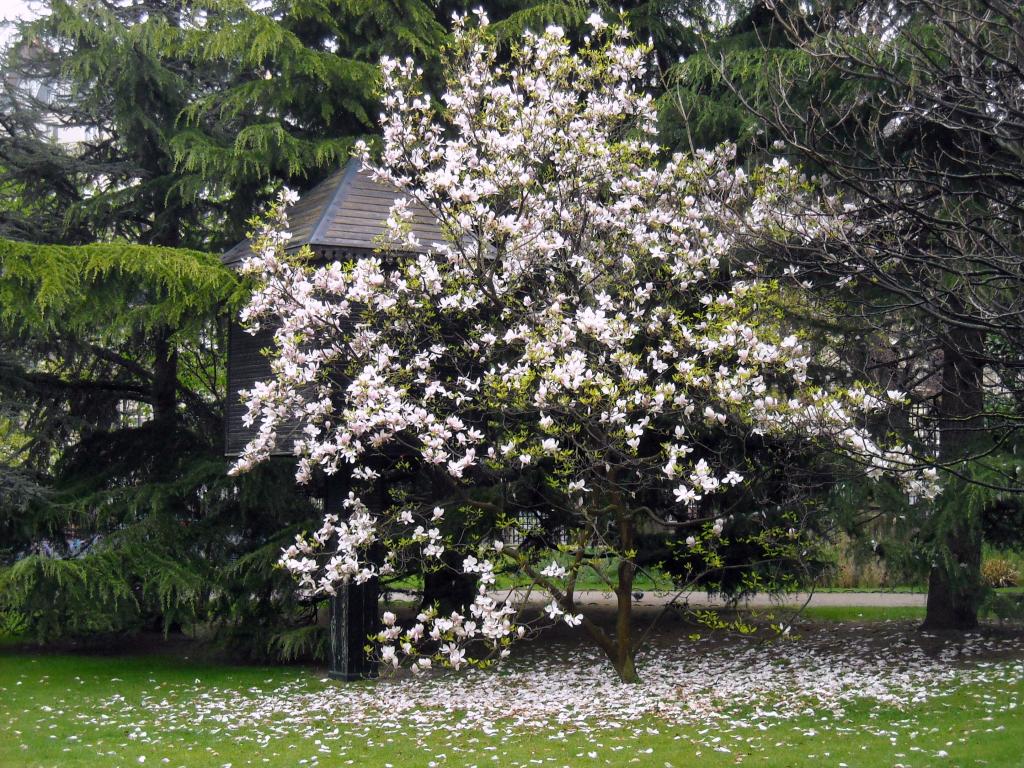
[152,328,179,425]
[923,324,985,630]
[923,516,982,629]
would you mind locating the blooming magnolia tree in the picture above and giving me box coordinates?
[234,13,937,682]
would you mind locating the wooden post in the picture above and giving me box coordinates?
[325,475,379,681]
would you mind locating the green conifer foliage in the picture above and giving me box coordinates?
[0,238,322,655]
[174,0,710,207]
[0,0,223,248]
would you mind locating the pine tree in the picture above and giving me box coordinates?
[0,0,327,653]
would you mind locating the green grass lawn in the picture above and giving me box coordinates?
[385,552,667,594]
[3,618,1023,768]
[797,605,928,622]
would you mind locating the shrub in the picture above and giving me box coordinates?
[981,558,1020,588]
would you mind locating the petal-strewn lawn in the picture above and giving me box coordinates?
[2,621,1023,768]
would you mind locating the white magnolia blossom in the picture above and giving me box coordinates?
[233,13,939,671]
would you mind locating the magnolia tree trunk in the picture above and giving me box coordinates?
[611,581,640,683]
[923,325,985,630]
[577,497,641,683]
[613,510,640,683]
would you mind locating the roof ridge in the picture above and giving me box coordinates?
[309,157,361,246]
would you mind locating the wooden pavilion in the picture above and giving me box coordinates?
[222,158,443,680]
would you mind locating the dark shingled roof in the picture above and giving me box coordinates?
[222,158,445,458]
[222,158,445,268]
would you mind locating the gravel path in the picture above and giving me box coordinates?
[514,589,928,609]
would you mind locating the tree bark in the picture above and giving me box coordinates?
[612,495,640,683]
[151,327,178,425]
[923,515,982,630]
[923,323,985,630]
[573,493,641,682]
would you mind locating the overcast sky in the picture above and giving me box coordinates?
[1,0,37,21]
[1,0,41,46]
